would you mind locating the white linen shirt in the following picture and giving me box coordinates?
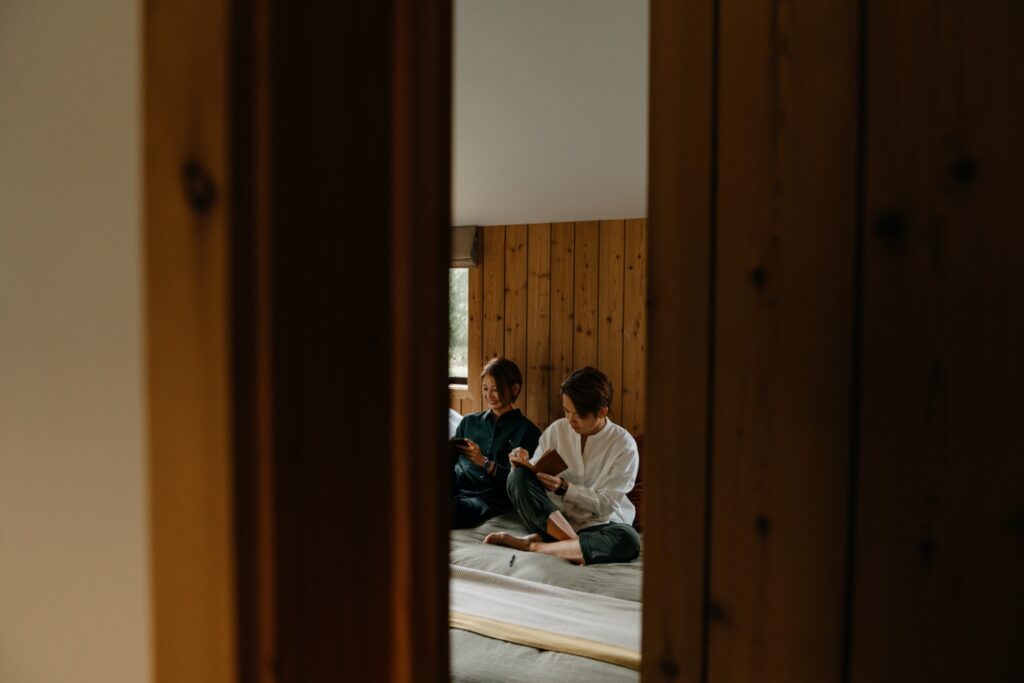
[530,417,638,530]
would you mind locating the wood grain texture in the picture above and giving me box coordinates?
[481,226,506,366]
[707,2,859,682]
[230,0,275,679]
[144,0,237,679]
[642,1,715,680]
[549,222,576,421]
[598,220,625,421]
[456,219,647,431]
[526,224,552,428]
[851,2,1024,681]
[621,219,647,436]
[389,0,452,676]
[573,221,601,371]
[257,0,451,680]
[504,225,529,417]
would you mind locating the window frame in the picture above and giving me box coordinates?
[448,266,470,385]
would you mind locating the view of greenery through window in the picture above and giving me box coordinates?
[449,268,469,380]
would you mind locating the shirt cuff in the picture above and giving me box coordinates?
[562,481,576,502]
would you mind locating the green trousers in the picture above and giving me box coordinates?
[506,467,640,565]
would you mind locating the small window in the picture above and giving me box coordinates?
[449,268,469,383]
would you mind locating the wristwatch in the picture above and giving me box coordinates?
[481,457,492,473]
[554,478,569,496]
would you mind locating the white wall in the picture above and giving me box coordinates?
[0,1,151,682]
[453,0,649,225]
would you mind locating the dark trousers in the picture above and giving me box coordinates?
[506,467,641,565]
[452,468,504,528]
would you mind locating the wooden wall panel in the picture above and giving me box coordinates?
[621,218,646,436]
[525,224,551,429]
[549,222,576,421]
[481,226,506,365]
[598,220,625,422]
[573,221,601,371]
[504,225,529,413]
[851,3,1024,682]
[707,2,859,682]
[453,220,646,432]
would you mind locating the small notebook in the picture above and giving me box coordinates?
[523,448,568,476]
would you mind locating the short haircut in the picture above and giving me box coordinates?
[560,367,613,417]
[481,357,523,404]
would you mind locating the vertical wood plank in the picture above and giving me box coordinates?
[549,222,576,426]
[476,219,647,430]
[573,221,600,370]
[852,3,1024,681]
[504,224,529,414]
[526,224,551,429]
[258,0,451,679]
[389,0,452,677]
[467,259,483,410]
[621,218,647,436]
[707,2,859,682]
[598,220,626,421]
[481,226,506,371]
[144,0,237,679]
[643,1,715,680]
[232,1,276,678]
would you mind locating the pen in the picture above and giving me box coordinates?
[509,554,516,567]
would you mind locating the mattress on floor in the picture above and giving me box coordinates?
[449,512,642,682]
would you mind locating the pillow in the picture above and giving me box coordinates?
[626,434,644,532]
[448,408,463,438]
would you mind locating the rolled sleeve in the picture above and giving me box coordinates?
[563,454,636,517]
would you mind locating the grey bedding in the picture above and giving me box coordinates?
[449,512,642,682]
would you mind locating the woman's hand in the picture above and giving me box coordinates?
[507,447,530,469]
[456,438,485,467]
[536,473,563,492]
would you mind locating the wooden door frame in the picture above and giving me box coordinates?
[145,0,710,680]
[644,1,716,680]
[144,0,237,680]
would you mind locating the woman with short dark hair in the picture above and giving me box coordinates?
[451,357,541,528]
[485,366,640,565]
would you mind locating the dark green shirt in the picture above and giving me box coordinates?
[454,408,541,506]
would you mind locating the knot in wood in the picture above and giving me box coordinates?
[951,156,978,187]
[181,159,217,215]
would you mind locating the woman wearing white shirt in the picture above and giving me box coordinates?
[484,367,640,565]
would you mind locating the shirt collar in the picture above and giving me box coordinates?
[581,417,613,443]
[484,408,522,424]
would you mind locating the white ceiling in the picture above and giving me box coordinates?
[453,0,649,226]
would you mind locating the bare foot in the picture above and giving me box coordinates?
[482,532,541,551]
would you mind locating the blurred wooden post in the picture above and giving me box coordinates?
[144,0,237,679]
[644,1,716,680]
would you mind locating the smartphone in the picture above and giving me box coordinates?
[448,438,468,462]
